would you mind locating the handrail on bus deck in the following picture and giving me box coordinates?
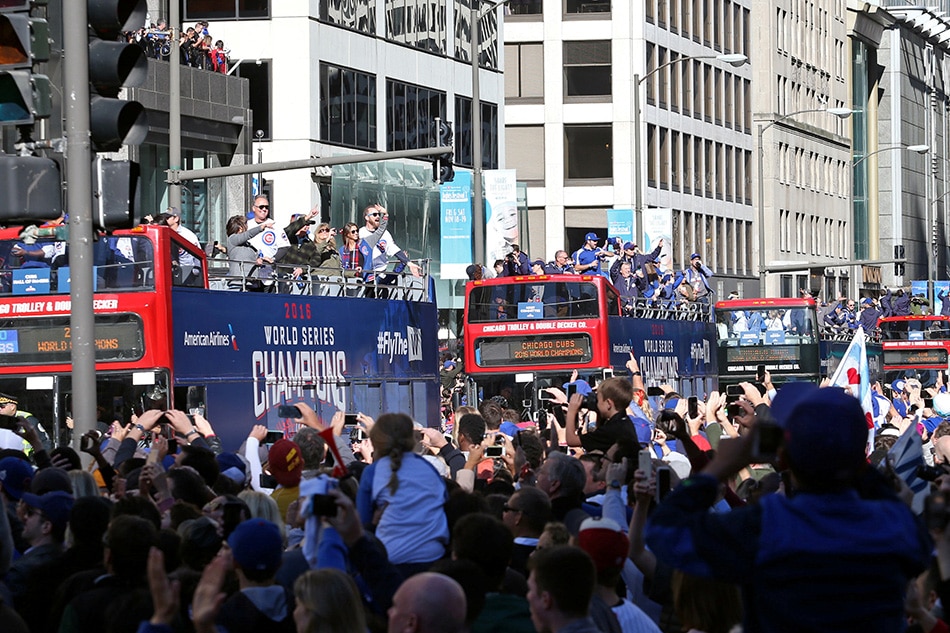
[205,257,434,302]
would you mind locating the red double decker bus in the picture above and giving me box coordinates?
[880,315,950,390]
[0,225,439,449]
[462,274,718,406]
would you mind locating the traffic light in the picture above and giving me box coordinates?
[0,154,62,222]
[894,244,905,276]
[87,0,148,152]
[0,0,51,126]
[432,119,455,183]
[92,156,140,230]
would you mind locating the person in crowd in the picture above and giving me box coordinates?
[822,303,849,333]
[266,438,304,521]
[293,569,367,633]
[577,516,660,633]
[388,573,467,633]
[217,519,296,633]
[359,204,421,284]
[610,240,663,283]
[283,209,342,292]
[0,392,50,450]
[531,259,546,276]
[527,546,602,633]
[645,383,932,631]
[534,451,587,522]
[565,377,640,452]
[247,195,291,284]
[681,253,714,303]
[883,286,912,317]
[358,413,449,574]
[339,221,365,278]
[502,486,552,577]
[572,232,608,276]
[210,39,228,73]
[614,261,640,313]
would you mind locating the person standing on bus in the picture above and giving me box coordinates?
[681,253,714,303]
[247,196,291,284]
[544,250,577,274]
[858,298,883,332]
[358,204,421,283]
[226,214,272,291]
[573,232,608,276]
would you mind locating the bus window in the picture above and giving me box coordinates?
[466,281,600,322]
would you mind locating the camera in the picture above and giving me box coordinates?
[301,474,339,517]
[917,464,948,482]
[485,445,505,458]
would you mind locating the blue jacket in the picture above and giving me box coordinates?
[645,474,930,632]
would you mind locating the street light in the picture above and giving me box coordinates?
[849,143,928,298]
[756,107,853,295]
[633,52,747,246]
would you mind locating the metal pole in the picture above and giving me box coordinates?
[168,146,454,183]
[757,123,765,296]
[633,72,642,245]
[62,0,96,457]
[471,0,484,264]
[169,1,181,210]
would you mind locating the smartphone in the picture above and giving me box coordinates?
[687,396,699,419]
[726,384,744,396]
[924,397,934,409]
[343,413,359,427]
[260,473,278,488]
[566,384,577,399]
[538,389,555,402]
[726,402,744,419]
[756,364,766,383]
[263,430,283,444]
[638,448,654,477]
[655,466,672,503]
[278,404,302,418]
[646,386,665,397]
[751,422,784,462]
[189,406,205,417]
[485,445,505,458]
[350,428,368,442]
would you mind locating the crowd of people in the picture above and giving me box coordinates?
[125,20,229,73]
[466,234,715,317]
[1,348,949,633]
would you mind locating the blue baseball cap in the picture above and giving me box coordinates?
[690,252,701,260]
[584,232,600,242]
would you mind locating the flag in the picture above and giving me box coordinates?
[887,424,929,514]
[828,326,873,430]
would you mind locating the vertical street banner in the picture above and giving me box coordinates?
[643,207,673,273]
[607,209,634,245]
[936,281,950,316]
[439,171,473,279]
[484,169,519,264]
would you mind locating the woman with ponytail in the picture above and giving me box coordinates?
[356,413,449,573]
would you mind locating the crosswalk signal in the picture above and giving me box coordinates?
[432,119,455,184]
[87,0,148,152]
[894,244,905,276]
[0,0,51,127]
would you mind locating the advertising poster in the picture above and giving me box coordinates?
[439,171,473,279]
[642,207,673,273]
[607,209,634,246]
[483,169,519,264]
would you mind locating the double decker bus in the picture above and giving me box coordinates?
[462,274,718,407]
[880,315,950,390]
[0,225,439,449]
[714,297,883,388]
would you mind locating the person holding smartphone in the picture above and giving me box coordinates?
[565,377,640,452]
[645,383,931,632]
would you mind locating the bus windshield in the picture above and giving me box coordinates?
[0,234,155,295]
[466,279,606,322]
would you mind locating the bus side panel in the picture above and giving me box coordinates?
[821,340,883,379]
[607,317,718,384]
[170,288,440,449]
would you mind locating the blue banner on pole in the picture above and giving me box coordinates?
[440,171,473,279]
[607,209,634,245]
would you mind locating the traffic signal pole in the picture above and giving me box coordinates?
[61,0,97,457]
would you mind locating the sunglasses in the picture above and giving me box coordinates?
[256,205,270,210]
[367,212,380,218]
[318,228,330,233]
[349,229,359,234]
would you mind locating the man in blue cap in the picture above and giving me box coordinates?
[572,233,608,275]
[681,252,714,303]
[645,384,931,632]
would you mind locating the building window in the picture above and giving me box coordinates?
[320,63,377,150]
[565,0,610,15]
[509,0,542,15]
[233,60,271,140]
[506,126,544,181]
[455,96,499,169]
[505,43,544,100]
[319,0,376,34]
[564,124,612,180]
[455,0,499,69]
[386,80,446,152]
[386,0,447,55]
[563,40,611,98]
[184,0,268,20]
